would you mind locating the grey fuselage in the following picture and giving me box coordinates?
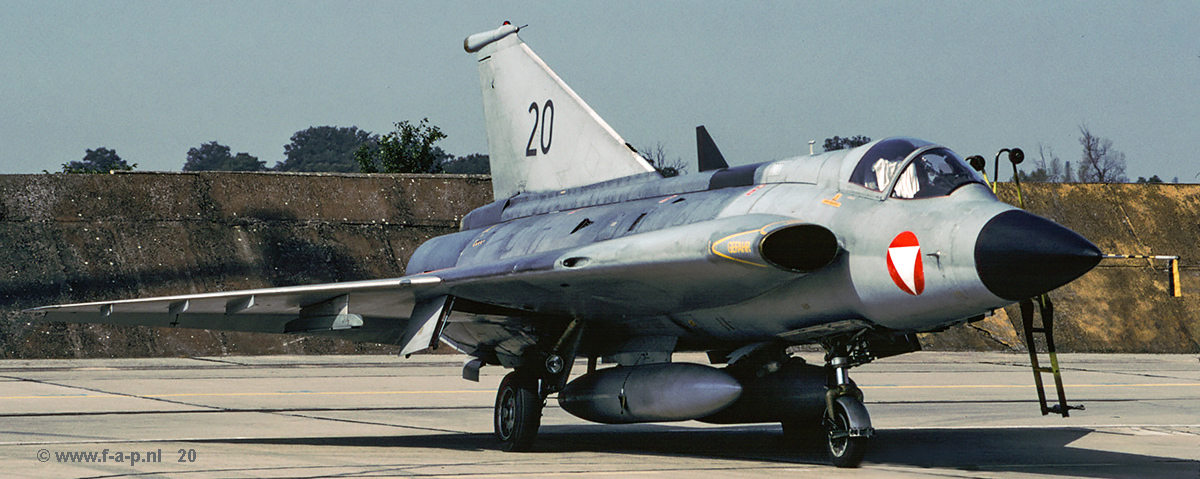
[406,139,1038,363]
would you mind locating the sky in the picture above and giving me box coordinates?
[2,1,1197,181]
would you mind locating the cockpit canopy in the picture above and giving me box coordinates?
[849,138,985,199]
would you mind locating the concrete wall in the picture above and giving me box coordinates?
[1,173,1196,357]
[0,172,490,358]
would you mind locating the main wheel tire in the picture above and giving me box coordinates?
[825,401,868,468]
[494,371,542,452]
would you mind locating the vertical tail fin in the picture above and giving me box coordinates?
[466,24,656,200]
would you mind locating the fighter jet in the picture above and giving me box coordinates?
[28,22,1102,468]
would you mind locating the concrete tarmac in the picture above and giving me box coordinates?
[1,352,1197,478]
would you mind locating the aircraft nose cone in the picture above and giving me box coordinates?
[974,210,1101,301]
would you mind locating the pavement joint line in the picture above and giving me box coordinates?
[866,465,1019,479]
[0,405,495,418]
[1055,368,1200,382]
[0,372,483,382]
[58,461,509,479]
[976,358,1200,376]
[965,459,1198,470]
[0,374,489,437]
[1,382,1197,401]
[860,382,1200,389]
[0,359,462,374]
[272,410,470,435]
[0,373,486,439]
[0,374,225,412]
[34,461,819,479]
[878,424,1200,430]
[398,465,821,478]
[11,396,1197,412]
[870,397,1200,405]
[0,389,494,400]
[5,424,1198,447]
[184,356,244,366]
[2,433,490,448]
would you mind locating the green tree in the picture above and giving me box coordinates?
[441,153,490,174]
[355,119,448,173]
[1136,175,1163,184]
[276,126,375,172]
[823,135,871,152]
[183,141,266,171]
[60,147,136,173]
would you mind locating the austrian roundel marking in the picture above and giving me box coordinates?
[887,231,924,295]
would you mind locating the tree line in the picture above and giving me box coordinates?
[823,129,1175,184]
[1014,125,1174,184]
[54,120,491,175]
[53,122,1175,184]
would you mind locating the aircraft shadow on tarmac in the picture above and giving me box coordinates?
[202,425,1195,478]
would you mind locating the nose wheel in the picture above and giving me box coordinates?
[824,397,868,468]
[822,353,873,468]
[494,371,542,452]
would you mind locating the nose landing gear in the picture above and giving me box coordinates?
[816,333,883,468]
[822,346,874,468]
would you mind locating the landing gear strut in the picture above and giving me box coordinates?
[822,348,873,468]
[493,320,584,452]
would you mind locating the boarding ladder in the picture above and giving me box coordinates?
[992,149,1084,417]
[1019,294,1082,417]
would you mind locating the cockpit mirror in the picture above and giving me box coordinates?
[966,155,986,172]
[1008,148,1024,165]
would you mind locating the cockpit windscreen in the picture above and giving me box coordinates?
[889,148,984,199]
[849,139,983,199]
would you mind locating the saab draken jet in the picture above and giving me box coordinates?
[29,22,1101,467]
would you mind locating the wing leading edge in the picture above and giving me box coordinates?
[26,276,442,344]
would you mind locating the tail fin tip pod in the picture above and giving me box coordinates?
[466,23,658,200]
[464,21,520,53]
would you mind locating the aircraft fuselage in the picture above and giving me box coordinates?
[407,139,1096,363]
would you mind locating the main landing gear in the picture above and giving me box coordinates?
[492,321,584,452]
[494,371,542,452]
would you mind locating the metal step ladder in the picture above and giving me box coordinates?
[1019,294,1083,417]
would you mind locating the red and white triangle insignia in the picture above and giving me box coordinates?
[886,231,924,295]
